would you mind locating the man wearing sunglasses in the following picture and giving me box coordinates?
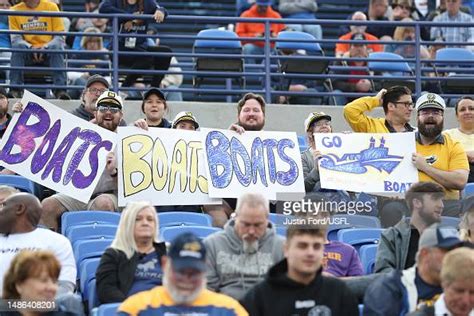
[40,90,123,231]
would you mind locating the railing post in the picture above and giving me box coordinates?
[264,20,271,103]
[415,23,422,98]
[112,16,119,92]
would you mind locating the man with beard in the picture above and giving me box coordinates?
[40,90,123,231]
[0,88,11,139]
[118,232,248,316]
[412,93,469,207]
[205,93,267,226]
[204,193,284,300]
[375,181,445,273]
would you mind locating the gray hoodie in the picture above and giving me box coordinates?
[204,219,285,300]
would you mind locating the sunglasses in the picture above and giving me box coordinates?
[97,105,121,114]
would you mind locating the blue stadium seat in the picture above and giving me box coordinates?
[463,183,474,197]
[74,239,112,272]
[160,226,221,242]
[66,224,117,247]
[298,135,308,153]
[276,226,287,237]
[337,228,384,251]
[368,52,414,91]
[359,244,378,274]
[440,216,461,228]
[158,212,213,228]
[96,303,121,316]
[332,214,381,228]
[268,213,294,227]
[87,279,99,314]
[434,47,474,95]
[79,258,100,295]
[0,175,36,194]
[61,211,121,236]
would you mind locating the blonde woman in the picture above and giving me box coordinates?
[385,18,430,62]
[96,201,166,304]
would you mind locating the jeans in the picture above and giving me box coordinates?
[10,42,66,90]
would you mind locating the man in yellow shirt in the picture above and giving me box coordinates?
[8,0,69,99]
[343,85,415,133]
[412,93,469,215]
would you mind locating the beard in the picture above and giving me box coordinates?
[243,238,259,254]
[163,265,206,305]
[418,120,443,138]
[239,119,265,131]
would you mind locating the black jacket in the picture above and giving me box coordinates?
[95,242,166,304]
[240,259,359,316]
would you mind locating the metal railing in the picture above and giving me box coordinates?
[0,10,472,103]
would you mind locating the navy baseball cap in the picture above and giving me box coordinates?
[168,232,207,272]
[419,223,463,250]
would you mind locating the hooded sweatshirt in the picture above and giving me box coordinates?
[241,259,359,316]
[204,219,284,300]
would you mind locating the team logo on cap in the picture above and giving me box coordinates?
[183,241,201,252]
[179,241,203,259]
[427,94,436,102]
[108,91,117,97]
[185,112,193,116]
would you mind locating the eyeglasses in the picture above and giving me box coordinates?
[97,105,121,114]
[87,88,107,95]
[393,101,414,109]
[419,109,443,116]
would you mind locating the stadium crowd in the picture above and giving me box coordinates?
[0,0,474,315]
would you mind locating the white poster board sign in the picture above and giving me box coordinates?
[0,91,116,203]
[201,128,305,200]
[315,133,418,194]
[117,127,220,206]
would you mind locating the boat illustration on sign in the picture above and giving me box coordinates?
[319,137,403,174]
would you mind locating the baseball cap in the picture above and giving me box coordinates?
[415,93,446,112]
[256,0,271,5]
[168,232,207,272]
[86,74,109,89]
[304,112,332,132]
[142,88,166,112]
[172,111,199,129]
[96,91,123,110]
[418,223,463,250]
[351,32,367,41]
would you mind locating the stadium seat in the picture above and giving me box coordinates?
[0,175,36,195]
[275,31,335,105]
[158,212,213,228]
[268,213,293,227]
[79,258,100,295]
[276,226,287,237]
[298,135,308,153]
[66,224,117,247]
[434,47,474,95]
[332,214,381,228]
[440,216,461,228]
[96,303,121,316]
[87,279,99,313]
[73,239,112,272]
[61,211,121,236]
[193,29,244,101]
[463,183,474,197]
[160,225,221,242]
[359,244,378,274]
[368,52,414,91]
[336,228,384,251]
